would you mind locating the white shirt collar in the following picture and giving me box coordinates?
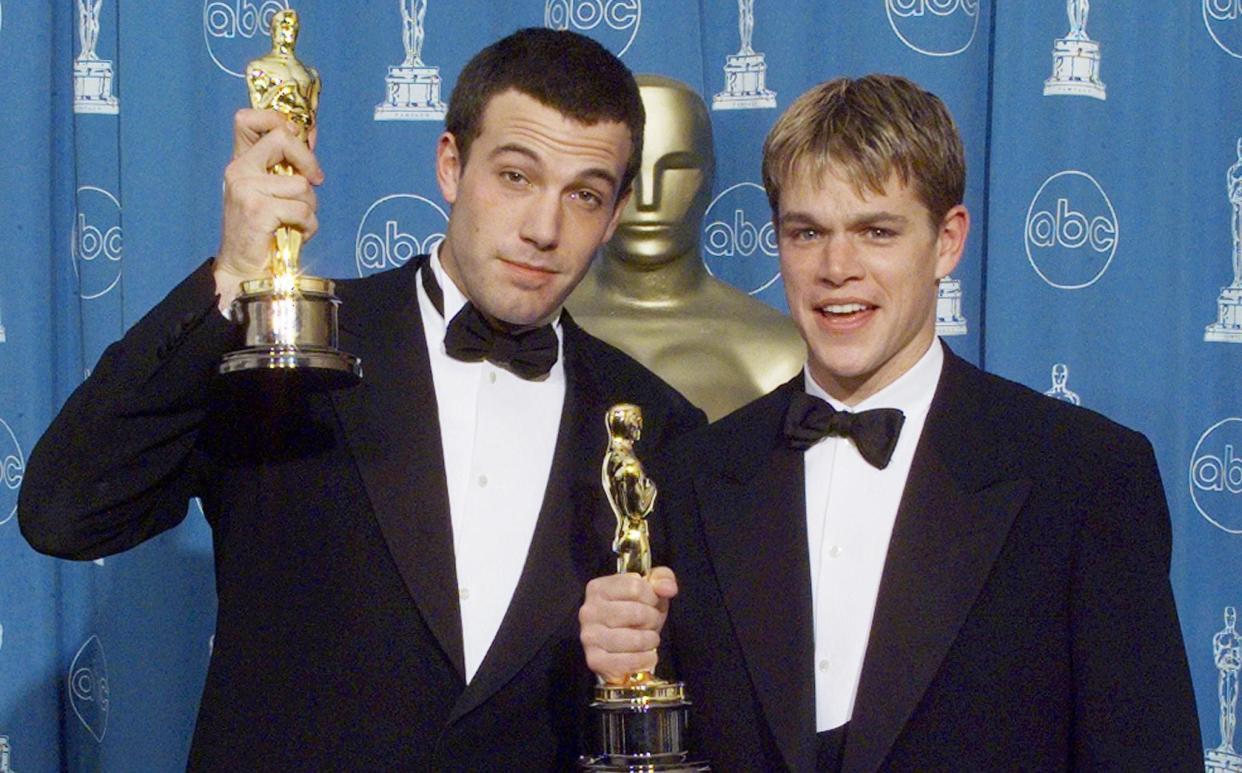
[804,338,944,415]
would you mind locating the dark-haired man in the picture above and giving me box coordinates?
[21,29,702,769]
[579,74,1201,771]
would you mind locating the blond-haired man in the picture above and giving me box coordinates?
[579,75,1201,771]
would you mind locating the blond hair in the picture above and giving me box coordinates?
[761,74,965,226]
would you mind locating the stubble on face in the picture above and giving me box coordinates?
[435,90,632,327]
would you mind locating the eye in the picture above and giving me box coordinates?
[785,227,819,242]
[500,170,528,186]
[866,226,897,240]
[569,189,604,210]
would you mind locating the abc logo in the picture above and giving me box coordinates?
[1190,418,1242,534]
[355,194,447,278]
[885,0,979,57]
[72,186,123,300]
[69,634,111,743]
[1023,170,1118,290]
[544,0,641,57]
[203,0,291,77]
[0,418,22,527]
[702,182,781,296]
[1204,0,1242,58]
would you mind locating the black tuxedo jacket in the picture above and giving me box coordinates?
[20,256,704,770]
[655,346,1201,772]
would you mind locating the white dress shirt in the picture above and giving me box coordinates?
[417,248,567,682]
[803,340,943,731]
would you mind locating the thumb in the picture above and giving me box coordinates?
[648,566,678,600]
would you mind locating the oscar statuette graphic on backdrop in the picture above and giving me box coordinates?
[219,8,362,384]
[582,405,708,772]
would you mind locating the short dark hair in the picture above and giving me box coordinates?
[445,28,645,201]
[762,74,965,227]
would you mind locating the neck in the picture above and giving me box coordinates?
[594,245,707,305]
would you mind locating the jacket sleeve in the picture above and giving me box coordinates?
[18,260,241,560]
[1069,431,1204,769]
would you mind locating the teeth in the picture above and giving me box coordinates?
[821,303,869,314]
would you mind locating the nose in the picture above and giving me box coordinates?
[633,168,658,212]
[520,190,562,251]
[819,236,863,286]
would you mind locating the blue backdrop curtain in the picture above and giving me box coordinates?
[1,1,1238,769]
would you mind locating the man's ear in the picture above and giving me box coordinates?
[934,204,970,279]
[436,132,462,205]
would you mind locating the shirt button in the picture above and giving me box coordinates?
[828,545,843,558]
[459,587,470,600]
[477,474,488,488]
[488,371,497,384]
[818,659,831,672]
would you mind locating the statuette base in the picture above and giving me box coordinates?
[1044,38,1105,100]
[74,58,119,114]
[713,53,775,110]
[1206,286,1242,342]
[374,65,447,120]
[582,678,708,772]
[936,277,967,337]
[1207,747,1242,773]
[221,275,362,386]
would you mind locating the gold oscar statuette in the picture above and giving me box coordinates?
[581,404,709,772]
[219,8,362,385]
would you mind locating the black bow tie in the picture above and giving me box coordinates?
[421,263,559,380]
[783,391,906,470]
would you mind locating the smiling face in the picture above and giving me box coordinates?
[436,89,633,327]
[777,168,968,405]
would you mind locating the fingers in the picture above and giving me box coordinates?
[222,169,319,240]
[589,572,661,606]
[218,110,324,278]
[579,596,665,631]
[578,570,675,684]
[232,108,287,158]
[232,108,324,182]
[586,649,660,685]
[217,109,324,311]
[580,617,661,653]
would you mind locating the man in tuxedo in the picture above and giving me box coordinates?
[20,29,702,769]
[579,74,1202,771]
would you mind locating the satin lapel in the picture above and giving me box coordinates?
[449,316,613,722]
[329,257,465,679]
[695,382,818,773]
[842,350,1033,773]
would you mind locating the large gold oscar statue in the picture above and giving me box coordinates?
[567,75,803,421]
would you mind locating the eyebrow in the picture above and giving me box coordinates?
[779,210,911,228]
[489,143,619,193]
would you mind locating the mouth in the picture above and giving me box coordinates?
[499,257,557,275]
[618,223,673,233]
[498,257,559,289]
[814,301,877,327]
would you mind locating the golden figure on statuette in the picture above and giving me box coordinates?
[219,9,362,384]
[567,75,803,422]
[582,405,708,772]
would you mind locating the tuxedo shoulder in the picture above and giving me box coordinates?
[663,381,794,475]
[333,259,419,306]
